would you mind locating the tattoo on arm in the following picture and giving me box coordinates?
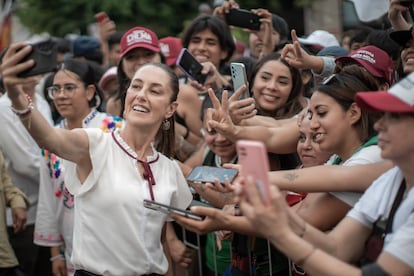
[284,172,298,182]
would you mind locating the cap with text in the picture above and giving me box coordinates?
[355,72,414,113]
[120,27,160,58]
[336,45,395,85]
[159,36,183,67]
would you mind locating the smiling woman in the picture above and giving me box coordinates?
[1,40,193,276]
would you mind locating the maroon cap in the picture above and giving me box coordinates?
[355,72,414,113]
[336,45,396,85]
[120,27,160,58]
[159,36,183,67]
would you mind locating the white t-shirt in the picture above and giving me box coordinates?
[329,145,383,207]
[347,167,414,269]
[0,93,53,226]
[64,128,193,275]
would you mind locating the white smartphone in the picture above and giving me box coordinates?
[236,140,271,205]
[230,62,250,99]
[143,199,203,221]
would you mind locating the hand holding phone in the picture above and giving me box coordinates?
[236,140,271,205]
[143,199,204,221]
[17,40,58,78]
[225,8,261,31]
[176,48,207,85]
[187,166,238,185]
[230,62,250,99]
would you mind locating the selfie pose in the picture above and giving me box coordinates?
[1,41,193,276]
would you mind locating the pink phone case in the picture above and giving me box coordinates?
[236,140,271,205]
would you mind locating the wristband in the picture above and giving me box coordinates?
[49,254,65,262]
[11,94,34,117]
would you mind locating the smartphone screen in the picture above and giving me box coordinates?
[143,199,203,221]
[225,9,261,31]
[18,40,58,78]
[176,48,207,85]
[236,140,271,205]
[230,62,250,99]
[187,166,238,184]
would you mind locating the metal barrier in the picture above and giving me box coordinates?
[175,224,293,276]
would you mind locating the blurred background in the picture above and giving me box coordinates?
[0,0,390,51]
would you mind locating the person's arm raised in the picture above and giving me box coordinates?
[1,42,90,165]
[269,161,394,192]
[206,88,299,154]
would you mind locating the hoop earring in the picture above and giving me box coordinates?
[94,94,101,108]
[162,119,171,131]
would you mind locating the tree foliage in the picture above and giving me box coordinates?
[15,0,307,38]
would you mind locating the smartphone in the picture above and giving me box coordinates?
[18,40,58,78]
[236,140,271,205]
[230,62,250,99]
[143,199,203,221]
[225,8,261,31]
[176,48,207,85]
[95,11,109,23]
[187,166,238,184]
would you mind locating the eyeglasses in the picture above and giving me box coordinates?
[47,84,79,100]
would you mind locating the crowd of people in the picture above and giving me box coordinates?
[0,0,413,275]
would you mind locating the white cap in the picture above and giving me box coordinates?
[298,30,339,48]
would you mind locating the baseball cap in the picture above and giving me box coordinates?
[316,46,349,57]
[120,27,160,58]
[355,72,414,113]
[298,30,339,48]
[335,45,396,85]
[159,37,183,67]
[73,36,100,57]
[389,27,413,47]
[98,66,117,91]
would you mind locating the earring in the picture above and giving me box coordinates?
[94,94,101,108]
[162,119,171,131]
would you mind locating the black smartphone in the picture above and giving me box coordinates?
[187,166,238,185]
[230,62,250,99]
[176,48,207,85]
[143,199,204,221]
[225,8,261,31]
[18,39,58,78]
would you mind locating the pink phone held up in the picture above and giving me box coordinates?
[236,140,271,205]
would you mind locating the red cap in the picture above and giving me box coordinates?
[355,72,414,113]
[336,46,395,85]
[120,27,160,58]
[159,37,183,67]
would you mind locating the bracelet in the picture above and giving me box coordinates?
[183,126,190,140]
[295,247,316,267]
[11,94,34,117]
[49,254,65,262]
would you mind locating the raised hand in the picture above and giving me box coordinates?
[239,175,292,241]
[205,88,240,142]
[227,84,256,124]
[1,42,39,98]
